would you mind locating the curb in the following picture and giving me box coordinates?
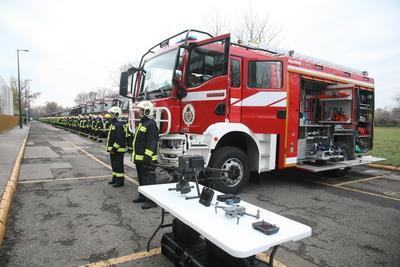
[368,164,400,172]
[0,127,30,245]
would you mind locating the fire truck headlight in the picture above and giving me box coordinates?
[171,140,182,149]
[161,139,182,149]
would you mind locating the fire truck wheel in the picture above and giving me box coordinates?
[209,146,250,194]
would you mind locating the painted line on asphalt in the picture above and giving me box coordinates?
[256,252,287,267]
[60,155,89,158]
[77,247,161,267]
[18,175,110,184]
[299,177,400,202]
[336,185,400,201]
[67,141,138,185]
[334,174,388,186]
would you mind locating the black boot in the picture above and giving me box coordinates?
[112,177,124,187]
[141,201,157,209]
[133,194,146,203]
[108,177,116,185]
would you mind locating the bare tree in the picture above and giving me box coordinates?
[74,91,99,105]
[205,8,228,36]
[109,60,139,89]
[105,90,120,99]
[234,4,282,47]
[204,4,282,48]
[44,101,63,115]
[10,77,41,113]
[394,93,400,108]
[74,88,118,105]
[74,92,91,105]
[374,107,400,126]
[25,91,41,104]
[96,88,109,101]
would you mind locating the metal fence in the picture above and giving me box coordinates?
[0,76,13,115]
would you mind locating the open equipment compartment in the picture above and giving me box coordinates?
[356,89,374,153]
[319,84,354,124]
[297,79,357,164]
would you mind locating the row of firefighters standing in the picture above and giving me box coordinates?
[41,101,158,209]
[106,101,158,209]
[44,113,115,143]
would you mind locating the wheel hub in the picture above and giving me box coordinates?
[221,158,243,187]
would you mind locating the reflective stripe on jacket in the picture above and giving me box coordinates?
[124,123,133,150]
[106,119,126,153]
[132,116,158,163]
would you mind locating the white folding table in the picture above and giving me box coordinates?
[139,182,311,266]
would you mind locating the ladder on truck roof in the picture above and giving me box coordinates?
[233,41,367,76]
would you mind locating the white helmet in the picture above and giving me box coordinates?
[137,101,154,117]
[108,106,122,118]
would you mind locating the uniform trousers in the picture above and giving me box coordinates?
[135,162,156,199]
[110,152,124,184]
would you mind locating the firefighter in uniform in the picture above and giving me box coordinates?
[106,107,126,187]
[132,101,159,209]
[96,115,104,143]
[102,114,112,142]
[124,121,133,154]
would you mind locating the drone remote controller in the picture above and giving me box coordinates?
[252,220,279,235]
[217,194,241,205]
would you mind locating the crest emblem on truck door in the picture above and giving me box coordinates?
[183,104,195,126]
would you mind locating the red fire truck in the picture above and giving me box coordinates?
[120,30,383,194]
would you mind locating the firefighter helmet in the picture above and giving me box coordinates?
[108,106,122,118]
[137,101,154,117]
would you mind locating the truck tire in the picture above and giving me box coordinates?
[208,146,250,194]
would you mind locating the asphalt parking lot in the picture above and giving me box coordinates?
[0,122,399,266]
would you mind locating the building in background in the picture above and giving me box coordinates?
[0,76,18,132]
[0,76,14,115]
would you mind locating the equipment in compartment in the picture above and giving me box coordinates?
[306,127,329,139]
[298,125,331,161]
[318,86,353,124]
[356,90,374,152]
[324,107,349,122]
[298,82,358,162]
[308,142,344,161]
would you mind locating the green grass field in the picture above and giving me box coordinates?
[368,127,400,166]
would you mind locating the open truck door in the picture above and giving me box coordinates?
[180,33,230,134]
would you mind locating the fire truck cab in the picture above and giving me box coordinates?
[120,30,383,194]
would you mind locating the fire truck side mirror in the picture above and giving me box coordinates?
[119,71,129,96]
[173,78,187,99]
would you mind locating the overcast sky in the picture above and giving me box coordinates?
[1,0,399,109]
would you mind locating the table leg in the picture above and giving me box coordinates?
[147,208,172,251]
[268,245,279,267]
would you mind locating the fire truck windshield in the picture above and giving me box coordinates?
[139,48,178,99]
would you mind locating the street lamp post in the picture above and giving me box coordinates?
[17,49,29,129]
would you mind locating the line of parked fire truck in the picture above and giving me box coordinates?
[39,97,131,147]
